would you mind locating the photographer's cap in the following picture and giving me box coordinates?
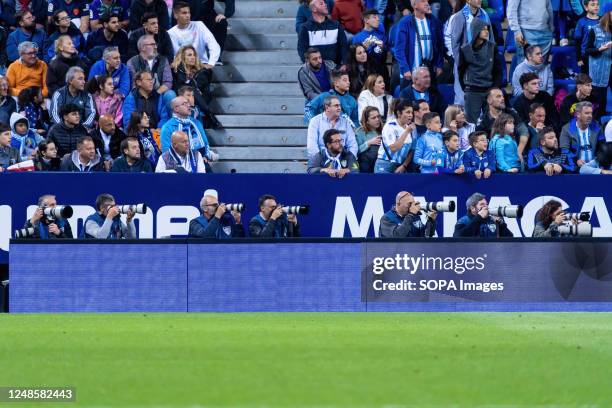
[203,189,218,199]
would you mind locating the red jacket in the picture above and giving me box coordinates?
[332,0,364,34]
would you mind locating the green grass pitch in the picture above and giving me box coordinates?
[1,312,612,407]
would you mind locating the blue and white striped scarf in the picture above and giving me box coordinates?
[461,4,491,43]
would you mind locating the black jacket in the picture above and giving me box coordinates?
[248,215,301,238]
[34,157,61,171]
[559,91,600,126]
[512,91,560,132]
[90,127,126,160]
[85,28,129,62]
[458,19,503,92]
[0,96,16,125]
[172,65,212,109]
[127,28,175,62]
[476,106,528,138]
[110,155,153,172]
[188,0,235,20]
[399,85,447,116]
[129,0,171,32]
[46,53,89,96]
[48,123,89,157]
[0,26,7,69]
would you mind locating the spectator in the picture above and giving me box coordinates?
[413,112,444,173]
[332,0,364,35]
[453,192,513,237]
[346,44,377,97]
[168,2,221,67]
[17,86,48,135]
[357,74,391,122]
[85,14,129,62]
[188,189,245,239]
[128,12,174,61]
[476,88,528,139]
[7,11,46,63]
[394,0,444,88]
[512,72,559,131]
[110,137,153,172]
[0,123,20,170]
[306,95,358,158]
[126,111,161,167]
[583,4,612,113]
[47,0,90,33]
[399,66,446,116]
[24,194,73,238]
[83,193,136,239]
[379,191,437,238]
[171,45,215,122]
[50,66,95,128]
[6,41,48,97]
[518,102,546,160]
[47,103,88,156]
[511,45,554,97]
[580,140,612,174]
[560,74,598,126]
[89,74,124,127]
[352,9,387,77]
[298,0,349,66]
[155,130,207,173]
[507,0,554,61]
[411,99,431,141]
[305,69,359,126]
[60,135,105,172]
[574,0,600,72]
[0,76,16,124]
[45,34,88,96]
[89,0,130,31]
[307,128,359,175]
[43,11,85,63]
[34,139,61,171]
[439,130,465,174]
[489,113,521,173]
[355,105,382,173]
[187,0,235,54]
[127,35,174,102]
[296,0,334,34]
[463,130,495,178]
[374,99,415,173]
[88,46,131,97]
[176,84,219,129]
[298,47,334,101]
[9,111,42,160]
[1,1,47,29]
[560,101,604,168]
[527,126,577,174]
[91,114,126,169]
[129,0,170,33]
[249,194,301,238]
[458,19,503,123]
[442,104,474,151]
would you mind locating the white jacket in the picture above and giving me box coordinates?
[357,90,392,123]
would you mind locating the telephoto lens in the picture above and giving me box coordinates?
[43,205,73,220]
[225,203,245,212]
[562,212,590,222]
[422,201,456,212]
[118,204,148,214]
[282,205,310,215]
[489,205,523,219]
[558,223,593,237]
[14,227,35,238]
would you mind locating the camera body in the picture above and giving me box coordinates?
[489,205,523,219]
[562,212,590,222]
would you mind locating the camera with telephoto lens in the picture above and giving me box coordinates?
[489,205,523,219]
[421,201,456,213]
[562,212,590,222]
[225,203,245,212]
[14,227,35,238]
[42,205,73,221]
[118,204,147,214]
[558,222,593,237]
[282,205,310,215]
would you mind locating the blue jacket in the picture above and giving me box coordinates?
[394,13,444,76]
[462,147,496,173]
[122,89,168,129]
[439,148,464,174]
[573,16,598,62]
[413,130,444,174]
[352,27,387,63]
[453,213,513,237]
[160,116,209,156]
[489,134,521,172]
[7,28,46,62]
[188,213,245,239]
[305,89,359,126]
[88,60,131,97]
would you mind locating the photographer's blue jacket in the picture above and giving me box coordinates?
[188,213,245,239]
[379,209,435,238]
[453,213,513,237]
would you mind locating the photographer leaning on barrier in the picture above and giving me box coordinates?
[533,200,592,238]
[188,189,245,239]
[23,194,73,239]
[453,193,514,238]
[249,194,302,238]
[82,193,137,239]
[379,191,437,238]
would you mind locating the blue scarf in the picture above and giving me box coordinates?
[169,145,197,174]
[461,4,491,43]
[323,149,342,169]
[173,115,208,155]
[138,129,161,166]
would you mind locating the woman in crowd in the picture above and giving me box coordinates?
[442,104,475,152]
[43,10,85,63]
[357,74,392,123]
[88,75,124,127]
[489,113,521,173]
[34,140,61,171]
[17,87,48,135]
[46,35,88,96]
[347,44,377,97]
[126,111,161,168]
[355,106,383,173]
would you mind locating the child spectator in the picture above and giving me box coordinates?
[414,111,444,174]
[442,104,475,152]
[574,0,600,72]
[439,130,465,174]
[17,86,49,135]
[88,74,124,128]
[10,112,43,161]
[463,131,496,179]
[489,113,521,173]
[34,140,61,171]
[352,9,387,77]
[0,123,20,171]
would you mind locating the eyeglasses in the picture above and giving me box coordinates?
[144,43,157,47]
[57,16,70,21]
[329,139,343,144]
[22,51,37,55]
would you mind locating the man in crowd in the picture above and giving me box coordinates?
[83,193,137,239]
[412,99,430,141]
[86,13,129,61]
[122,71,169,129]
[527,127,576,175]
[249,194,301,238]
[127,35,174,100]
[91,114,126,169]
[188,189,245,238]
[89,0,130,30]
[307,128,359,176]
[379,191,437,238]
[297,0,348,67]
[306,95,357,158]
[168,2,220,68]
[24,194,74,239]
[60,135,105,172]
[110,137,153,172]
[187,0,235,54]
[517,103,546,160]
[50,66,95,128]
[305,69,358,126]
[507,0,554,61]
[129,0,170,33]
[298,47,334,101]
[88,46,131,97]
[155,130,207,173]
[128,12,174,61]
[511,45,554,97]
[352,9,387,76]
[7,11,45,62]
[559,74,598,126]
[399,66,446,116]
[48,103,88,157]
[453,192,513,237]
[560,101,604,169]
[6,41,48,97]
[477,88,528,138]
[512,72,559,131]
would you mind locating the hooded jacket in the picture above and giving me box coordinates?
[297,60,335,100]
[48,122,89,157]
[60,149,105,172]
[458,18,503,92]
[297,17,348,65]
[511,60,554,96]
[9,112,42,161]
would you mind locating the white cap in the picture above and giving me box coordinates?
[203,189,218,199]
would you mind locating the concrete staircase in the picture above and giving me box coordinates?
[209,0,307,173]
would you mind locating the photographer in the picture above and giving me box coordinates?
[249,194,301,238]
[533,200,578,238]
[379,191,437,238]
[83,194,137,239]
[188,189,245,239]
[24,194,73,239]
[453,193,513,238]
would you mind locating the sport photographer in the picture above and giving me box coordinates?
[83,194,137,239]
[533,200,590,237]
[249,194,301,238]
[23,194,73,239]
[188,189,245,239]
[453,193,514,238]
[379,191,437,238]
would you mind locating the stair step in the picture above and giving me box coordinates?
[211,161,307,174]
[229,18,295,35]
[223,50,301,65]
[215,146,306,160]
[226,34,298,51]
[232,1,299,18]
[212,82,303,97]
[211,97,304,115]
[213,64,300,82]
[207,129,305,146]
[217,114,306,128]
